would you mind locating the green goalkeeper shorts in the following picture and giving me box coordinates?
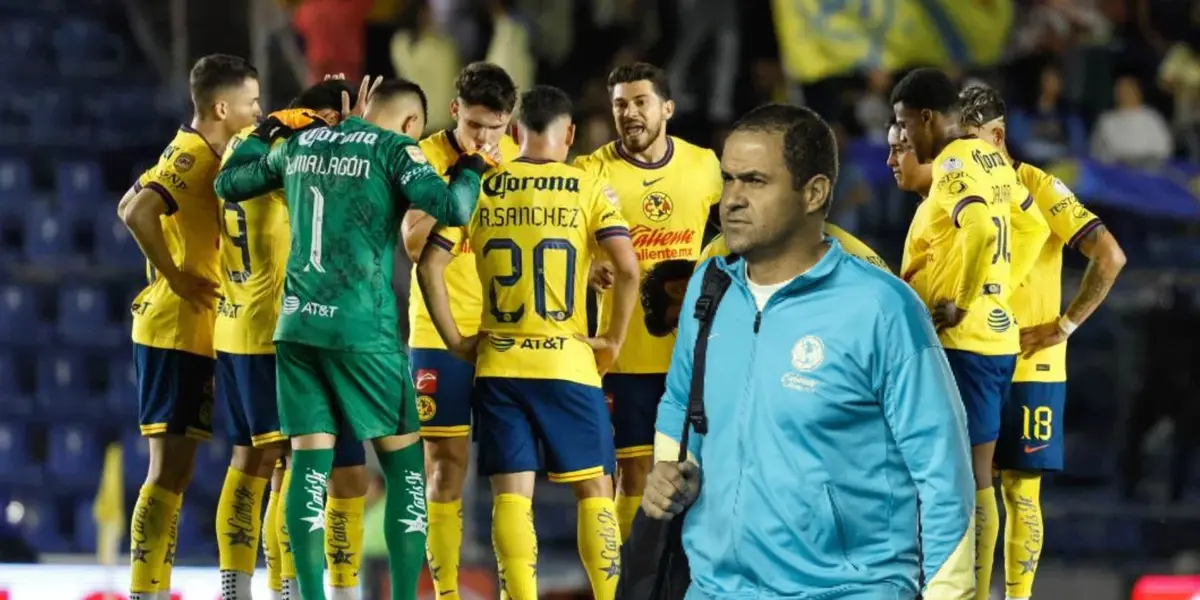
[275,341,418,440]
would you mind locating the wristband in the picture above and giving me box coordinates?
[1057,315,1078,336]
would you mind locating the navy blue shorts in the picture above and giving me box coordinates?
[995,382,1066,472]
[603,373,666,459]
[134,344,215,439]
[410,348,476,438]
[216,352,283,448]
[474,377,615,483]
[943,350,1016,446]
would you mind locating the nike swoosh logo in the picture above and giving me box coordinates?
[643,177,664,187]
[1024,444,1049,454]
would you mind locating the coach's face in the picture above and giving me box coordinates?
[892,102,935,164]
[720,130,820,257]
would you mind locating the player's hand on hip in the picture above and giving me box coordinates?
[341,75,384,119]
[931,300,967,331]
[588,260,615,291]
[575,334,621,375]
[642,461,700,519]
[449,334,480,363]
[1019,321,1068,358]
[166,270,220,311]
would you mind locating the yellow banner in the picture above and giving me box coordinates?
[772,0,1014,83]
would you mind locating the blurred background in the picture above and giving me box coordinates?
[0,0,1199,598]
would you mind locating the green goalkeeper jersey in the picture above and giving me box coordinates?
[214,116,481,352]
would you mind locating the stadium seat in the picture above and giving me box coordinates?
[22,206,86,268]
[72,496,97,553]
[58,284,120,347]
[46,424,101,490]
[13,497,69,553]
[0,157,32,205]
[120,432,149,491]
[105,356,137,418]
[92,209,144,270]
[0,423,37,486]
[0,350,34,417]
[55,160,106,206]
[35,351,89,413]
[0,284,48,345]
[191,437,231,498]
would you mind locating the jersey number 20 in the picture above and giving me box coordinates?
[484,237,577,323]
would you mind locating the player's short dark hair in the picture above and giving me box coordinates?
[289,79,354,112]
[372,78,429,121]
[958,85,1006,127]
[732,103,839,200]
[189,54,258,112]
[889,67,960,114]
[454,62,518,113]
[518,85,573,134]
[607,62,671,101]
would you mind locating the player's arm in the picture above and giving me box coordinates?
[934,171,997,313]
[878,312,975,599]
[118,180,218,308]
[400,210,436,262]
[213,136,287,203]
[415,226,470,354]
[1064,221,1125,328]
[388,141,486,227]
[595,229,638,347]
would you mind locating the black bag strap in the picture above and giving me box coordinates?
[676,258,734,462]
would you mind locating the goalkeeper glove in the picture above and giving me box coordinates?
[250,108,330,144]
[641,259,698,337]
[449,152,493,178]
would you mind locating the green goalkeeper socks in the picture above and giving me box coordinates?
[285,448,335,600]
[377,442,428,600]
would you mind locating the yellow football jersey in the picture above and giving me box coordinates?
[407,130,521,350]
[129,126,223,357]
[430,158,630,387]
[910,138,1022,356]
[1011,162,1101,382]
[213,127,291,355]
[698,224,890,272]
[575,137,722,374]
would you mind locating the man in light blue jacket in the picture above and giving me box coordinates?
[644,104,976,600]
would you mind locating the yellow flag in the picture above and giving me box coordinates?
[92,442,125,566]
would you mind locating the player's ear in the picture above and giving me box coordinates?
[213,100,229,121]
[662,98,675,121]
[564,122,576,148]
[449,98,460,122]
[802,174,832,216]
[510,123,523,146]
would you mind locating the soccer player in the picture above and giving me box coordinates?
[117,54,261,600]
[213,77,379,600]
[574,62,722,540]
[959,85,1126,600]
[891,67,1030,600]
[417,85,639,600]
[215,78,490,600]
[398,62,519,600]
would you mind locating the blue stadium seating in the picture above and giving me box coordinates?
[0,284,48,345]
[14,497,69,553]
[106,355,136,418]
[72,495,96,553]
[55,160,106,207]
[0,157,32,200]
[120,432,150,490]
[0,423,36,486]
[22,205,84,268]
[58,284,120,347]
[93,209,144,270]
[35,351,89,414]
[46,424,101,490]
[0,350,34,417]
[191,437,231,498]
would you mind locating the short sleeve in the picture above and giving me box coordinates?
[703,149,723,206]
[137,148,206,216]
[428,224,466,255]
[930,155,989,227]
[1032,174,1102,249]
[588,180,630,243]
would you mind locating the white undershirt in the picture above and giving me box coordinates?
[746,277,796,310]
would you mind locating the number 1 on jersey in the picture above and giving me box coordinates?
[305,185,326,273]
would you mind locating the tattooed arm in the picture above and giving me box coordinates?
[1064,224,1126,325]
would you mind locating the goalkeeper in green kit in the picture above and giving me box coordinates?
[214,77,491,600]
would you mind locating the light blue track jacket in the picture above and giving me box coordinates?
[655,239,976,600]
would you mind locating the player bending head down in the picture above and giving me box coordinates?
[452,61,519,153]
[363,78,429,140]
[890,67,965,165]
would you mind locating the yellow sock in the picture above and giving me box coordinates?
[128,484,181,593]
[325,495,366,589]
[278,469,297,581]
[614,492,641,544]
[159,499,182,592]
[264,490,283,592]
[1002,471,1043,600]
[577,497,621,600]
[492,494,538,600]
[216,467,269,573]
[974,487,1000,600]
[427,500,464,600]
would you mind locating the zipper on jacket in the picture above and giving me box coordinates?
[730,303,764,576]
[753,311,762,333]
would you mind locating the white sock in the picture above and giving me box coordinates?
[158,592,173,600]
[331,586,360,600]
[128,594,155,600]
[271,591,285,600]
[220,570,253,599]
[282,578,300,600]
